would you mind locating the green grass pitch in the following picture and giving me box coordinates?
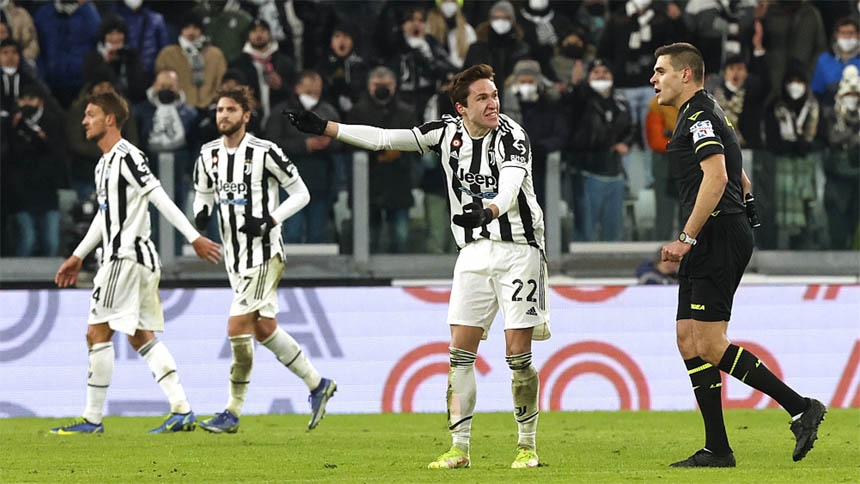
[1,409,858,483]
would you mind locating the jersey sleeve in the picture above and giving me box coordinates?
[499,126,532,175]
[411,118,448,155]
[192,152,215,195]
[263,143,301,189]
[121,151,161,195]
[687,110,725,163]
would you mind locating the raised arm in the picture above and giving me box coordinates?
[286,110,423,152]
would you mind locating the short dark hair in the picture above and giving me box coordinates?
[448,64,495,108]
[216,85,254,113]
[835,16,859,32]
[654,42,705,84]
[85,90,130,129]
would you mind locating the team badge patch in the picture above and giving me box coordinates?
[690,120,715,143]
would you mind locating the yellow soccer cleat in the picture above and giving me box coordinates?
[511,447,539,468]
[427,447,470,469]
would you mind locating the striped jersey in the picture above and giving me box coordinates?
[94,138,161,270]
[193,133,301,275]
[412,113,545,250]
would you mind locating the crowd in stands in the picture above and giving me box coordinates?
[1,0,858,258]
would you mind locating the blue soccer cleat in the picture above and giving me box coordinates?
[199,410,240,434]
[149,411,197,434]
[51,418,104,435]
[308,378,337,430]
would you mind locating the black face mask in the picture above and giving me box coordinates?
[20,105,38,119]
[373,86,391,102]
[586,3,605,16]
[561,45,584,59]
[157,89,177,104]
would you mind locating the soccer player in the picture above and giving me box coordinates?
[651,42,826,467]
[192,86,336,433]
[288,64,550,469]
[53,90,222,434]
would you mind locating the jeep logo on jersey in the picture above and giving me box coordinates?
[457,167,497,188]
[217,181,247,194]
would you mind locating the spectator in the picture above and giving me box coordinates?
[811,17,860,106]
[564,58,634,242]
[764,60,820,249]
[644,96,678,240]
[267,70,341,244]
[464,0,531,101]
[33,0,100,108]
[315,21,368,119]
[66,65,140,200]
[712,51,769,150]
[82,15,147,104]
[426,0,477,69]
[683,0,757,76]
[0,0,39,66]
[636,249,679,284]
[155,12,227,110]
[822,65,860,250]
[194,0,253,65]
[0,38,42,110]
[348,66,418,254]
[196,68,262,144]
[1,83,66,256]
[503,59,567,206]
[112,0,169,84]
[551,24,594,86]
[418,88,457,254]
[517,0,572,81]
[230,18,296,129]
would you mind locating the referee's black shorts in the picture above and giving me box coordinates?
[676,213,753,322]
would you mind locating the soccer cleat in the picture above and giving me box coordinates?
[308,378,337,430]
[511,447,540,468]
[199,410,240,434]
[51,418,104,435]
[791,398,827,462]
[670,449,736,468]
[428,447,471,469]
[149,411,198,434]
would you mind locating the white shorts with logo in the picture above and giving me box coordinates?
[228,254,285,318]
[448,239,551,341]
[88,258,164,335]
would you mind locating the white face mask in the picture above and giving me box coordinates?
[787,82,806,100]
[725,80,741,93]
[298,94,319,111]
[529,0,549,10]
[123,0,143,10]
[1,66,17,76]
[589,79,613,93]
[516,83,539,102]
[837,37,859,53]
[491,19,512,35]
[439,1,458,19]
[842,94,859,111]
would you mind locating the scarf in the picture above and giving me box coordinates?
[179,35,206,88]
[145,86,187,151]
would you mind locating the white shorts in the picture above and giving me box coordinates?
[88,258,164,335]
[228,255,285,318]
[448,239,551,341]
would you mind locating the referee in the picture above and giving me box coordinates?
[651,43,826,467]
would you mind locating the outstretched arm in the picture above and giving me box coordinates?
[147,186,221,263]
[287,110,422,152]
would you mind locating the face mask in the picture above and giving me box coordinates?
[491,19,512,36]
[1,66,16,76]
[529,0,549,10]
[373,86,391,102]
[20,105,38,119]
[123,0,143,10]
[562,44,584,59]
[725,80,741,93]
[589,79,613,93]
[405,35,426,49]
[298,93,318,110]
[54,0,80,15]
[787,82,806,100]
[157,89,177,104]
[837,37,859,53]
[842,95,859,111]
[439,2,458,19]
[516,83,539,102]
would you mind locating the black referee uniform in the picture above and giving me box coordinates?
[668,89,753,322]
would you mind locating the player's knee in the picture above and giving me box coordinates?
[506,351,533,371]
[86,324,112,347]
[230,334,255,366]
[694,339,725,366]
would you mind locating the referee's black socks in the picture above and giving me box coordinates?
[717,344,807,416]
[685,357,731,455]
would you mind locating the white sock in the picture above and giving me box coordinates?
[448,347,477,455]
[261,326,321,390]
[226,335,254,416]
[83,342,114,424]
[508,352,539,451]
[139,339,190,414]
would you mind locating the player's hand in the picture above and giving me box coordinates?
[191,236,221,264]
[239,215,275,237]
[55,255,83,288]
[194,207,211,230]
[284,109,328,135]
[662,240,691,263]
[745,193,761,228]
[452,202,493,228]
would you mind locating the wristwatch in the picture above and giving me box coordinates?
[679,231,697,246]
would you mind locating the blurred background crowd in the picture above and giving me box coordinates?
[0,0,857,260]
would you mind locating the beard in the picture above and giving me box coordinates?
[218,119,243,137]
[86,128,106,142]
